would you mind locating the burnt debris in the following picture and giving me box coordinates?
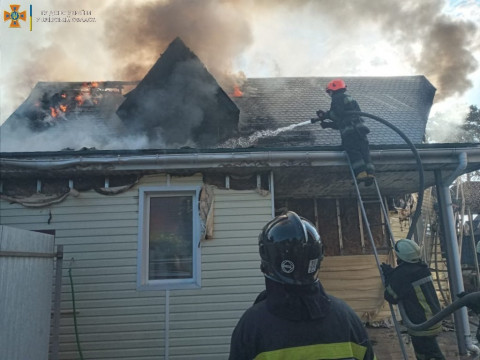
[2,81,128,132]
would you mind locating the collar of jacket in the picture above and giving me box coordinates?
[264,277,331,321]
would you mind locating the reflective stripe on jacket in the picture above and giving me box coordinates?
[229,293,376,360]
[384,262,442,337]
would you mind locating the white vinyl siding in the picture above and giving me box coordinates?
[0,174,272,360]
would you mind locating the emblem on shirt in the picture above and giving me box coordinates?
[281,260,295,273]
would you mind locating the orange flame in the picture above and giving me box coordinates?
[233,85,243,97]
[59,104,68,112]
[50,107,58,118]
[91,81,99,88]
[75,94,84,106]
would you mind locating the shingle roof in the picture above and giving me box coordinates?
[231,76,436,147]
[1,81,129,134]
[1,76,435,151]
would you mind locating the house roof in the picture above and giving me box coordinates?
[0,81,134,147]
[231,75,435,147]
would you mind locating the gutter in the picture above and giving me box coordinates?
[444,152,468,185]
[1,147,479,172]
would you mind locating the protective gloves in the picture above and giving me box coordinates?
[316,110,326,119]
[311,110,326,124]
[380,263,394,279]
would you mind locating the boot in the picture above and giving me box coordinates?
[356,171,368,182]
[364,174,375,187]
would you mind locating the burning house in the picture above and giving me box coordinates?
[1,37,480,359]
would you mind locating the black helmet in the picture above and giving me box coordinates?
[259,211,324,285]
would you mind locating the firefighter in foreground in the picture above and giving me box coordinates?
[229,211,376,359]
[381,239,446,360]
[312,79,375,185]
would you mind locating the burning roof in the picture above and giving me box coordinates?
[1,39,436,152]
[116,37,239,148]
[2,81,130,132]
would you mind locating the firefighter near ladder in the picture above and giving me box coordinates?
[312,79,375,185]
[382,239,446,360]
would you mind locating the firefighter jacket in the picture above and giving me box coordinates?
[322,92,370,138]
[229,279,376,360]
[384,261,442,337]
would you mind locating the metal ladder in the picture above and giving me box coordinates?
[346,153,410,360]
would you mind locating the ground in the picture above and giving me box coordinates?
[367,315,480,360]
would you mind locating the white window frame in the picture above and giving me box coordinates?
[137,185,201,290]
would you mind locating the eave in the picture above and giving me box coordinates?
[1,143,480,198]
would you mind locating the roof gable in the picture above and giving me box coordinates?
[116,37,239,148]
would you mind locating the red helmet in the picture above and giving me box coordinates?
[326,79,347,93]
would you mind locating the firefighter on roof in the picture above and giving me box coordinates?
[313,79,375,185]
[229,211,376,360]
[381,238,446,360]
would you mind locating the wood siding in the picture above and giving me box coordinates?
[0,174,272,359]
[319,254,391,323]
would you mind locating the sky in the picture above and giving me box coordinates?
[1,0,479,144]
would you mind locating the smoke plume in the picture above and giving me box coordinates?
[1,0,479,150]
[103,0,478,100]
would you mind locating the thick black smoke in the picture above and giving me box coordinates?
[104,0,478,100]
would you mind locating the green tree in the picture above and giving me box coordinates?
[457,105,480,180]
[457,105,480,143]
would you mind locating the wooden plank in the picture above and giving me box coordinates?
[318,254,389,321]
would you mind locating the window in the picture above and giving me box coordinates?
[137,186,201,290]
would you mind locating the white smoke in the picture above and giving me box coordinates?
[425,98,470,143]
[0,115,150,152]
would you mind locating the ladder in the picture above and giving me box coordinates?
[346,153,410,360]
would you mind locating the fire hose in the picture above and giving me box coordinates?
[312,110,424,240]
[398,291,480,331]
[311,110,480,355]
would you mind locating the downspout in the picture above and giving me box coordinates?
[269,171,275,218]
[435,152,479,355]
[165,175,171,360]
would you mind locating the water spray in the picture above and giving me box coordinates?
[220,120,312,148]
